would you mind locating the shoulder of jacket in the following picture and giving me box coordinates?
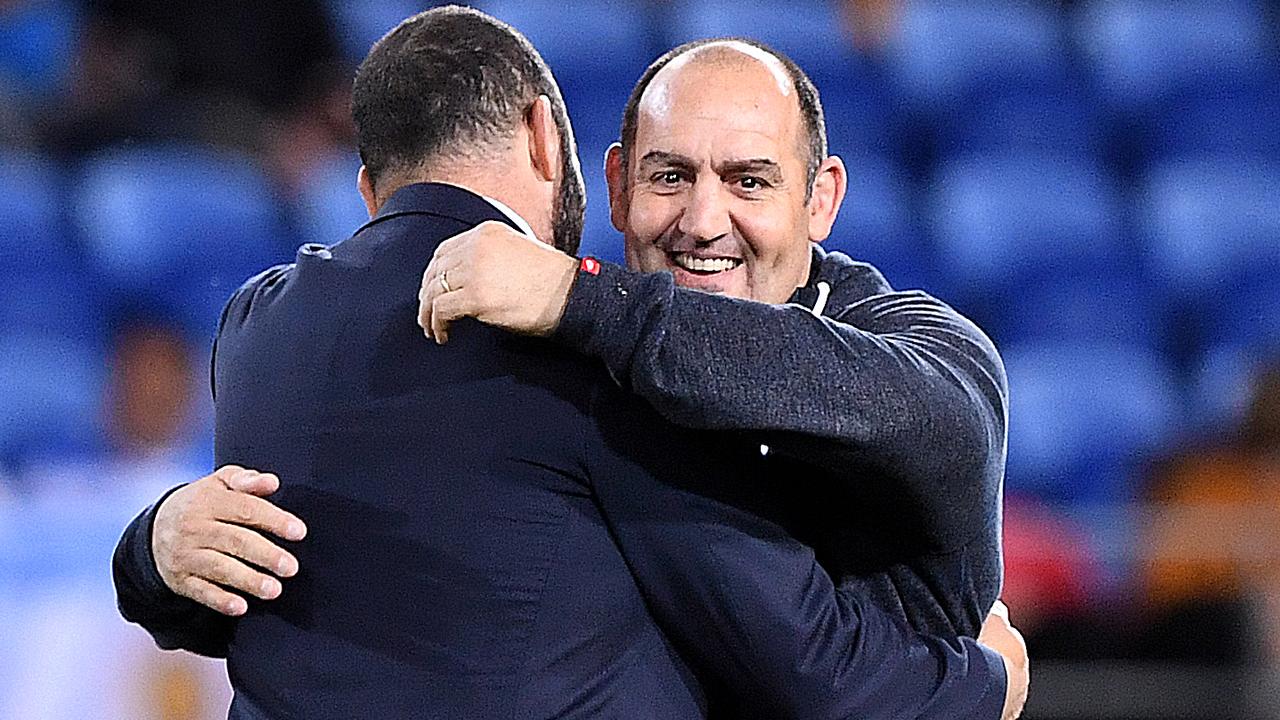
[217,262,297,335]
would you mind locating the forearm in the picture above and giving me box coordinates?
[113,486,235,657]
[556,262,1007,539]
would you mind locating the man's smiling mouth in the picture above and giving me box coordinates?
[670,252,744,275]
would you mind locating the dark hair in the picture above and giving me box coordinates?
[351,5,572,187]
[619,38,828,197]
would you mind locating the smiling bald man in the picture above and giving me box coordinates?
[418,35,1011,658]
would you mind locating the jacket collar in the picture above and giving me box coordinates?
[354,182,524,236]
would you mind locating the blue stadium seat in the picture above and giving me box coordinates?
[886,0,1069,110]
[1141,158,1280,301]
[565,93,626,188]
[1189,341,1276,436]
[0,334,105,469]
[479,0,654,93]
[478,1,654,176]
[576,160,625,266]
[1200,279,1280,356]
[824,155,931,291]
[0,0,82,99]
[1148,79,1280,160]
[294,155,369,245]
[324,0,448,64]
[0,270,105,345]
[820,75,899,160]
[989,274,1165,349]
[1075,0,1275,114]
[938,87,1110,159]
[666,0,855,82]
[929,154,1129,298]
[1002,340,1183,504]
[0,151,77,273]
[73,145,295,339]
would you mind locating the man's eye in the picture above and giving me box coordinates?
[738,176,769,191]
[652,171,684,186]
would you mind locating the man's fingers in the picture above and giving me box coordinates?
[210,465,246,484]
[179,575,249,617]
[189,549,283,601]
[418,267,441,337]
[419,257,465,339]
[213,490,307,541]
[204,522,299,578]
[224,470,281,497]
[431,288,479,345]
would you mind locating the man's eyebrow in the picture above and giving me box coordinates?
[718,158,784,182]
[638,151,698,172]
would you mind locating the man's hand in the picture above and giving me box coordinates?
[151,465,307,616]
[417,220,578,344]
[979,600,1029,720]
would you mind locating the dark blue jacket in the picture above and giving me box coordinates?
[114,183,1007,719]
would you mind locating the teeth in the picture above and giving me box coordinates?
[673,253,740,273]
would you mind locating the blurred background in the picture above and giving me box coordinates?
[0,0,1277,717]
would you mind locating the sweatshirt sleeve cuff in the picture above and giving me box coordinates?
[970,639,1010,720]
[114,484,193,609]
[552,259,673,379]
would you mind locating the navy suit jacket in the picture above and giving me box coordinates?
[114,183,1007,719]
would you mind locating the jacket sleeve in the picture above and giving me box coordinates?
[554,259,1008,547]
[583,387,1008,720]
[112,486,238,657]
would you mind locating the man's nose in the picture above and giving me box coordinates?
[676,179,732,242]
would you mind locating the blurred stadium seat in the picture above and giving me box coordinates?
[886,0,1069,110]
[929,153,1130,300]
[666,0,852,81]
[937,86,1109,159]
[72,144,295,339]
[991,274,1165,349]
[323,0,445,64]
[1191,342,1274,436]
[0,334,104,470]
[1147,79,1280,161]
[0,0,82,99]
[1075,0,1276,114]
[577,160,625,265]
[479,0,655,164]
[0,151,77,273]
[824,154,933,291]
[1003,340,1183,504]
[294,154,369,245]
[0,271,104,344]
[1141,157,1280,301]
[1199,279,1280,356]
[819,72,900,160]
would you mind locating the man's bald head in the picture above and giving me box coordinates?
[619,38,827,198]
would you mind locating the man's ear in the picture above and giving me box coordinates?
[604,143,629,233]
[807,155,847,243]
[357,165,378,218]
[526,95,560,184]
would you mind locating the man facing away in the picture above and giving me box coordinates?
[115,7,1027,719]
